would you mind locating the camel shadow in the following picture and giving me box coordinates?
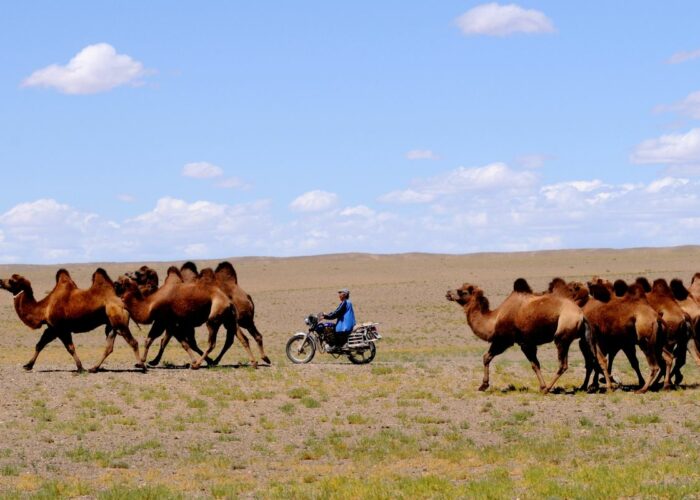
[147,362,270,371]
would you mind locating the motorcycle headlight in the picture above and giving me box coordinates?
[304,317,310,326]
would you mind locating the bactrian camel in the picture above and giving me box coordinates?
[0,269,143,372]
[446,279,589,393]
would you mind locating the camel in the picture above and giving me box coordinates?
[583,279,671,393]
[146,261,269,367]
[635,277,690,386]
[0,269,143,372]
[670,278,700,368]
[114,267,239,370]
[689,273,700,301]
[446,279,589,393]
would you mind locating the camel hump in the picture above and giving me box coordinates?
[635,277,652,293]
[92,268,114,287]
[652,278,672,296]
[627,283,647,300]
[613,280,628,297]
[180,261,199,282]
[692,272,700,284]
[513,278,532,294]
[548,277,566,293]
[164,266,184,285]
[55,268,75,285]
[670,279,689,300]
[215,261,238,284]
[589,282,611,302]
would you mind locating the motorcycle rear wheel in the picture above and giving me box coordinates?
[286,334,316,364]
[348,343,376,364]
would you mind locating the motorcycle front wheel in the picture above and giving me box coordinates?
[348,343,376,364]
[286,333,316,364]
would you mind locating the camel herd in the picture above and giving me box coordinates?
[447,274,700,393]
[0,261,269,373]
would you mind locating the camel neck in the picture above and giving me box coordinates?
[122,291,154,324]
[464,301,496,342]
[14,289,46,329]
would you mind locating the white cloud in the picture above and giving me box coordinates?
[182,161,224,178]
[455,3,555,37]
[667,49,700,64]
[22,43,146,95]
[289,190,339,212]
[116,194,136,203]
[216,177,246,189]
[379,163,537,204]
[646,177,688,193]
[405,149,440,160]
[631,128,700,165]
[340,205,375,217]
[657,90,700,119]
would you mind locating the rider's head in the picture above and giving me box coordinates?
[338,288,350,300]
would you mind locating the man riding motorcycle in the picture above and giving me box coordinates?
[320,288,356,351]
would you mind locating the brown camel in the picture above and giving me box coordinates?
[446,279,589,393]
[115,267,240,370]
[584,279,671,393]
[550,278,648,391]
[689,273,700,301]
[147,261,269,367]
[670,278,700,367]
[0,268,143,372]
[635,277,690,386]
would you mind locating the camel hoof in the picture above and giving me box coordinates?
[634,389,647,394]
[252,361,258,369]
[22,363,34,371]
[663,384,673,391]
[147,360,160,367]
[262,356,271,364]
[88,366,100,374]
[477,383,489,392]
[190,363,201,370]
[541,387,550,394]
[134,363,146,372]
[76,367,85,374]
[205,357,217,366]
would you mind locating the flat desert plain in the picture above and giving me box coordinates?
[1,247,700,499]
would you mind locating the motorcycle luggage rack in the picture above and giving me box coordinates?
[347,330,368,348]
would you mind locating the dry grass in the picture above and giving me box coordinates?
[1,248,700,497]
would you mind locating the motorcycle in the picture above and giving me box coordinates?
[286,313,381,364]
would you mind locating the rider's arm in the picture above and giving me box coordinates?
[323,301,346,320]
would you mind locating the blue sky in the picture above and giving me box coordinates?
[2,1,700,263]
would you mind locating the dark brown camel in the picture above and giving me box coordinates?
[147,261,269,367]
[115,267,240,370]
[635,277,690,386]
[446,279,589,393]
[0,269,143,372]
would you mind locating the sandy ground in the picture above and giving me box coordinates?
[1,248,700,498]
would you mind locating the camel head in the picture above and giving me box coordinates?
[126,266,159,296]
[114,275,141,298]
[199,268,216,281]
[692,272,700,285]
[651,278,673,297]
[0,274,33,296]
[446,283,483,305]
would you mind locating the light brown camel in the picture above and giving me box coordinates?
[115,267,240,370]
[689,273,700,301]
[670,278,700,367]
[635,277,690,386]
[446,279,589,393]
[147,261,269,367]
[584,279,671,393]
[0,268,143,372]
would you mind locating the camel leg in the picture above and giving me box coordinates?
[89,331,118,373]
[520,343,547,391]
[672,341,688,386]
[622,344,645,388]
[212,326,237,366]
[147,324,172,366]
[661,347,674,391]
[636,345,661,394]
[24,327,58,371]
[141,322,166,365]
[578,337,595,392]
[57,331,84,372]
[478,341,511,391]
[120,326,144,371]
[242,319,271,364]
[191,320,222,370]
[544,338,571,394]
[185,327,216,366]
[174,333,199,365]
[593,343,615,393]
